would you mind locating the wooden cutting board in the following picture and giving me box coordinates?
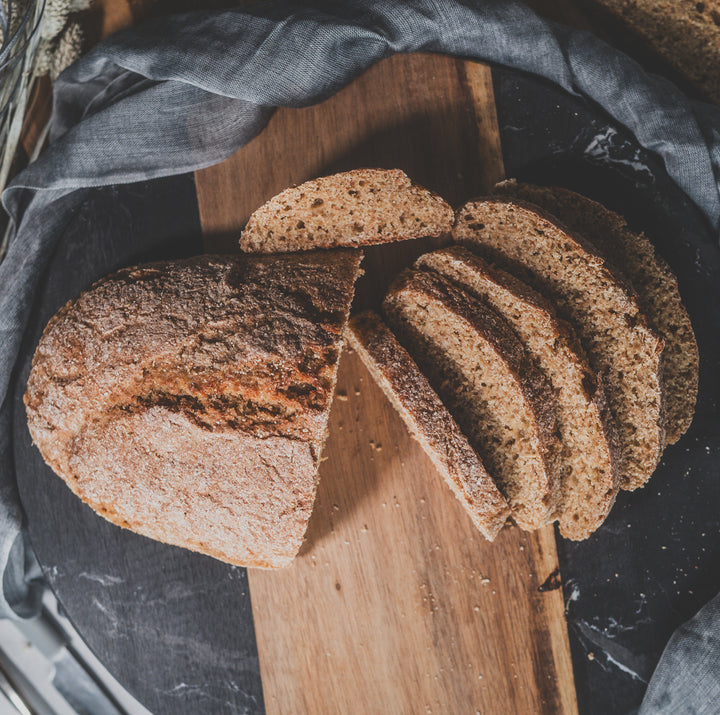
[196,53,578,715]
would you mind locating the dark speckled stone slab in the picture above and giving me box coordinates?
[492,66,720,715]
[12,176,264,715]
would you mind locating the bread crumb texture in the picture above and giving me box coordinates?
[454,198,665,491]
[347,311,511,541]
[494,180,698,445]
[383,269,561,531]
[25,251,362,568]
[416,246,620,540]
[240,168,453,253]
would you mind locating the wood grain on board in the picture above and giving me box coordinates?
[195,53,578,715]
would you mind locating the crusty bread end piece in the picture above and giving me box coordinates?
[454,197,664,491]
[346,311,511,541]
[416,246,620,540]
[25,251,363,568]
[494,180,698,445]
[384,269,562,531]
[240,168,454,253]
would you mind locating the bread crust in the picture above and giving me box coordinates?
[25,251,362,568]
[586,0,720,104]
[347,311,511,541]
[240,168,453,253]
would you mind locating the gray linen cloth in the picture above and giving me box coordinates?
[1,0,719,708]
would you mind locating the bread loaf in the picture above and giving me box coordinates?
[454,197,664,491]
[383,269,561,531]
[347,311,511,541]
[25,251,363,568]
[493,180,698,445]
[416,246,619,539]
[587,0,720,104]
[240,168,453,253]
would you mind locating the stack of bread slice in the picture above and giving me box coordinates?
[240,170,697,544]
[26,168,698,568]
[377,182,695,540]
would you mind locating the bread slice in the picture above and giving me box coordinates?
[416,247,619,540]
[240,169,453,253]
[25,251,363,568]
[494,180,698,445]
[454,198,664,491]
[587,0,720,104]
[346,311,511,541]
[383,269,561,531]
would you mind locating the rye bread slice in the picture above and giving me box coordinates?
[494,180,698,445]
[416,246,620,540]
[25,251,363,568]
[240,168,453,253]
[383,269,561,531]
[587,0,720,104]
[454,197,664,491]
[346,311,511,541]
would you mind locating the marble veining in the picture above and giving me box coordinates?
[581,126,655,183]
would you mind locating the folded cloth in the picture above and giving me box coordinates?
[639,592,720,714]
[0,0,719,706]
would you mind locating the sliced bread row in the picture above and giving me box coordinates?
[383,268,562,532]
[493,180,698,446]
[239,169,697,542]
[453,197,666,491]
[346,311,511,541]
[415,247,620,540]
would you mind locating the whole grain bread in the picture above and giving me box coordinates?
[239,169,454,253]
[454,197,664,491]
[588,0,720,104]
[416,246,620,540]
[25,251,363,568]
[383,269,561,531]
[346,311,511,541]
[494,180,698,445]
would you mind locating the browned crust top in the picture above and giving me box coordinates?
[25,250,363,568]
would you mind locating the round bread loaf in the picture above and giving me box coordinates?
[24,251,362,568]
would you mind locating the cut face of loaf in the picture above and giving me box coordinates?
[383,270,561,531]
[416,247,619,540]
[494,180,698,445]
[240,168,453,253]
[346,311,511,541]
[25,251,363,568]
[454,198,664,491]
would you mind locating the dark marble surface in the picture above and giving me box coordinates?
[493,66,720,715]
[12,176,264,715]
